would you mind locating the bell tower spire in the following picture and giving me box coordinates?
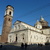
[1,5,14,42]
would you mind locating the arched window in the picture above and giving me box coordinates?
[22,34,24,40]
[9,11,11,15]
[9,36,11,42]
[18,25,20,29]
[42,31,43,34]
[8,18,11,21]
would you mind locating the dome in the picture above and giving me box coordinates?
[40,16,48,26]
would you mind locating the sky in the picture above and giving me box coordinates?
[0,0,50,34]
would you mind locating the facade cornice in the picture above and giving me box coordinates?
[10,28,50,36]
[4,15,13,18]
[10,28,28,33]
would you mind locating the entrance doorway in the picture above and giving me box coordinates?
[16,37,17,42]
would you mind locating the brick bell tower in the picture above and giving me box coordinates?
[1,5,14,42]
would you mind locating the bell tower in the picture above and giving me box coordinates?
[1,5,14,42]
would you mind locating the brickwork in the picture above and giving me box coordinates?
[1,5,13,43]
[0,35,1,42]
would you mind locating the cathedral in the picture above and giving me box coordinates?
[0,5,50,45]
[8,17,50,45]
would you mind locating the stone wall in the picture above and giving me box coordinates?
[0,35,1,42]
[28,29,46,45]
[8,33,16,43]
[8,30,28,44]
[42,28,50,35]
[1,15,12,42]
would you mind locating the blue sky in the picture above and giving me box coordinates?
[0,0,50,34]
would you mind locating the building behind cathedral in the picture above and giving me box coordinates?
[0,5,50,45]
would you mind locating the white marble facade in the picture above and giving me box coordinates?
[8,17,50,45]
